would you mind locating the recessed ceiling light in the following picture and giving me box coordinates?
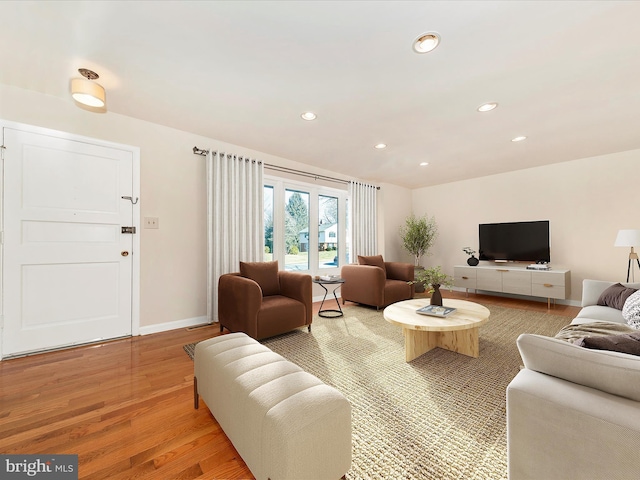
[477,102,498,112]
[511,136,527,142]
[374,143,387,149]
[412,32,441,54]
[420,162,429,166]
[301,112,317,121]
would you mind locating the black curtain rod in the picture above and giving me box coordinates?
[193,146,379,189]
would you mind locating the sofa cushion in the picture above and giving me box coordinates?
[597,283,638,310]
[517,333,640,402]
[623,290,640,329]
[573,305,626,325]
[240,261,280,296]
[576,331,640,356]
[358,255,386,275]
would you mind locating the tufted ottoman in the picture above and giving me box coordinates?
[194,332,352,480]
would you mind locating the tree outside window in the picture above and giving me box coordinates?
[285,189,309,271]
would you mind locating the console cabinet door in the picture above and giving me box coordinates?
[454,266,477,289]
[477,269,503,291]
[502,270,532,295]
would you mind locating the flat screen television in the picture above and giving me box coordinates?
[478,220,550,263]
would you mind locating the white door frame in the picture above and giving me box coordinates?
[0,119,141,360]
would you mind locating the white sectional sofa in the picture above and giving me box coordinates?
[507,279,640,480]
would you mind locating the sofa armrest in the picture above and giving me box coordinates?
[385,262,414,282]
[516,333,640,401]
[218,273,262,338]
[341,264,386,286]
[340,264,386,307]
[279,271,313,325]
[507,368,640,480]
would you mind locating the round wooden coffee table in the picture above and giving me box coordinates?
[383,298,490,362]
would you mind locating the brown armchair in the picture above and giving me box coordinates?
[218,261,312,340]
[340,255,415,309]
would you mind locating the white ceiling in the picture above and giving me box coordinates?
[2,1,640,188]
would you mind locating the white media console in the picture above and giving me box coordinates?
[454,264,571,307]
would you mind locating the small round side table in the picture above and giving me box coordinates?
[313,277,346,318]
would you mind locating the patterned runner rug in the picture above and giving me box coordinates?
[185,303,569,479]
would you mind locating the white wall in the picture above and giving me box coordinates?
[411,149,640,302]
[379,182,413,263]
[0,85,361,329]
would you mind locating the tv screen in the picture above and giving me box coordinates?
[479,221,550,262]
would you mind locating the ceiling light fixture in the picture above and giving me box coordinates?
[511,136,527,142]
[374,143,387,150]
[420,162,429,166]
[71,68,106,108]
[477,102,498,112]
[301,112,317,121]
[412,32,441,54]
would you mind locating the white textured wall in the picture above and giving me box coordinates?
[411,149,640,302]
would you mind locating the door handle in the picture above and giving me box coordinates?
[121,251,129,257]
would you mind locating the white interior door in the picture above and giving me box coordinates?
[2,126,136,357]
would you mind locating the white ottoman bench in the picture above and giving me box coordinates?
[194,332,352,480]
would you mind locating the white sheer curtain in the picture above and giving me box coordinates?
[207,151,264,323]
[349,180,378,259]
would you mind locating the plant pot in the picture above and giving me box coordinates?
[430,285,443,306]
[467,255,479,266]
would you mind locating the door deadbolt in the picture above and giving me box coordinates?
[121,251,129,257]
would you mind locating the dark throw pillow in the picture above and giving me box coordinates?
[577,332,640,356]
[597,283,638,310]
[357,255,386,275]
[240,261,280,296]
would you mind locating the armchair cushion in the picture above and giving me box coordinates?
[358,255,386,275]
[257,296,307,339]
[240,260,280,296]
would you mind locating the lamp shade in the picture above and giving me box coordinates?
[614,229,640,247]
[71,78,106,108]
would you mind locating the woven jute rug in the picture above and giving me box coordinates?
[186,304,569,480]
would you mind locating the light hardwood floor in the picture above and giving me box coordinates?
[0,294,580,479]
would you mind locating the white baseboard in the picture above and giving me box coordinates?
[139,315,210,335]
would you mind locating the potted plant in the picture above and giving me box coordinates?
[411,266,453,306]
[463,247,479,266]
[399,214,438,266]
[399,214,438,292]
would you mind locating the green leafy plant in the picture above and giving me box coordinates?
[410,266,453,294]
[399,214,438,266]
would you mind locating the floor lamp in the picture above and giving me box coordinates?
[615,229,640,282]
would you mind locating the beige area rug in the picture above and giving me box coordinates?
[257,304,569,480]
